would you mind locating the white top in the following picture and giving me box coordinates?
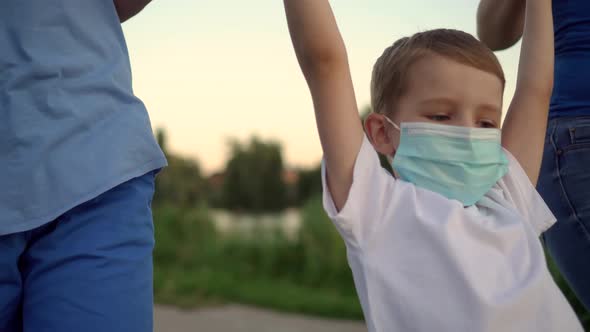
[322,135,583,332]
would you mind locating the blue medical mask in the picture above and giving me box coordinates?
[384,118,509,206]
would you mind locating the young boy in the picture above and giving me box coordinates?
[283,0,584,331]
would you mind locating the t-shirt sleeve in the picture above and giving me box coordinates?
[500,149,556,236]
[321,134,396,248]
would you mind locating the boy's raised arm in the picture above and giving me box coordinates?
[501,0,554,185]
[284,0,364,210]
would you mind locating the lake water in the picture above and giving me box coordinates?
[210,208,302,240]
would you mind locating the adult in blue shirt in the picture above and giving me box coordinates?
[0,1,167,331]
[478,0,590,310]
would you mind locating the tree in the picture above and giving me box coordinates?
[296,166,322,206]
[221,136,288,213]
[156,128,167,154]
[152,128,207,207]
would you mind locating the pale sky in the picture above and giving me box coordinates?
[122,0,521,174]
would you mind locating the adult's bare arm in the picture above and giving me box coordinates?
[114,0,152,23]
[477,0,526,50]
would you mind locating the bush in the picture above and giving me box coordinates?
[153,203,218,269]
[298,196,355,292]
[152,197,362,318]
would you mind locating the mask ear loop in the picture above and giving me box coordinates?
[383,116,400,179]
[383,116,401,131]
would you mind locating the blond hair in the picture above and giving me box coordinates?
[371,29,505,114]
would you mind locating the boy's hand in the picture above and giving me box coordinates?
[113,0,152,23]
[284,0,364,211]
[502,0,554,185]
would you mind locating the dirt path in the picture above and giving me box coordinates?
[155,304,367,332]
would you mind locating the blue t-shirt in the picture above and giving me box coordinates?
[0,0,167,235]
[550,0,590,118]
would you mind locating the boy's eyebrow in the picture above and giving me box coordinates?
[418,97,501,113]
[476,103,502,114]
[418,97,457,108]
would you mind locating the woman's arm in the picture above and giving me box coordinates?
[477,0,526,50]
[113,0,152,23]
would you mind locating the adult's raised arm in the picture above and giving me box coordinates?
[114,0,152,23]
[477,0,526,50]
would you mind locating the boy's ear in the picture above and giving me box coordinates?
[364,113,398,157]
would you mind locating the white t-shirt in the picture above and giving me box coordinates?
[322,135,583,332]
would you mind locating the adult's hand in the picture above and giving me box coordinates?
[114,0,152,23]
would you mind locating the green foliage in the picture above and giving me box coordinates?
[153,129,207,207]
[156,128,167,153]
[153,196,362,319]
[298,197,354,291]
[153,203,218,268]
[153,156,207,208]
[295,166,322,206]
[221,137,288,213]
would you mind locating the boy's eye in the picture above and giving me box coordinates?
[479,120,498,128]
[428,114,450,122]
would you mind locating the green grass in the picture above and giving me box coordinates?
[154,267,363,319]
[152,198,363,319]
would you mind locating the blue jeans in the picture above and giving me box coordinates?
[537,116,590,310]
[0,171,157,332]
